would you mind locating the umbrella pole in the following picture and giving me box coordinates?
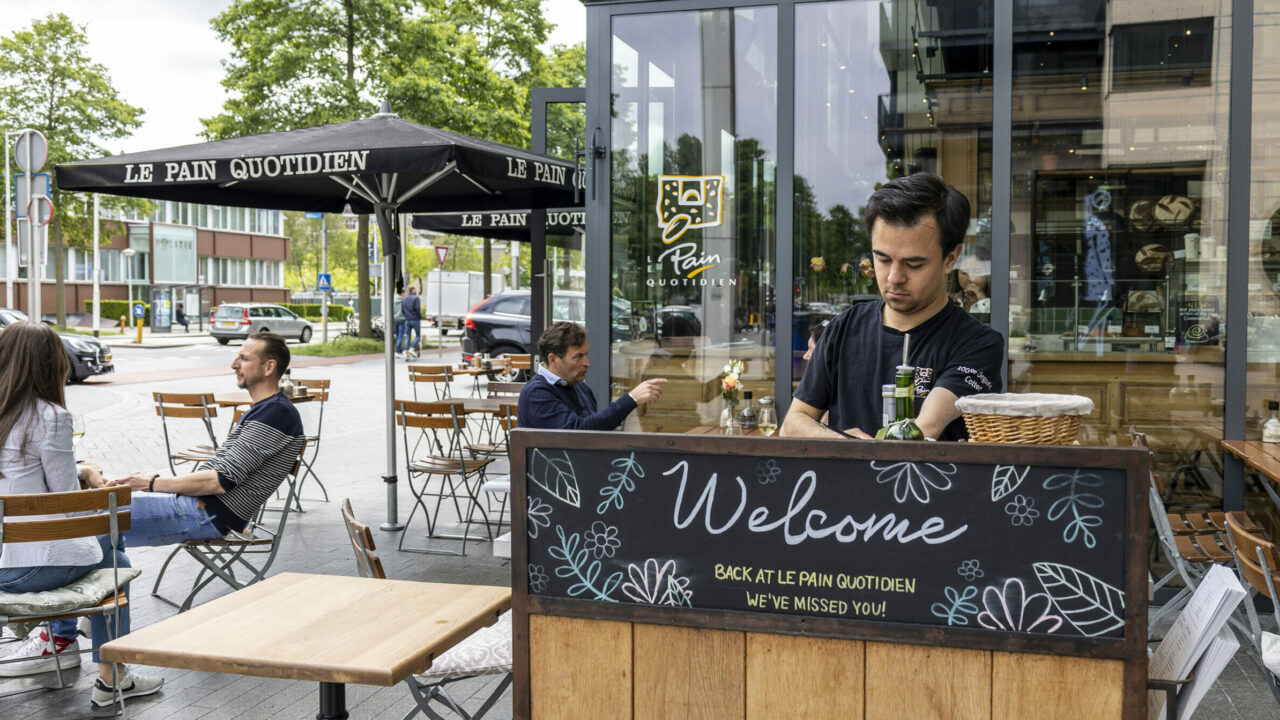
[381,251,403,531]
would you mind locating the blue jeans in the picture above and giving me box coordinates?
[394,319,409,352]
[0,535,130,663]
[403,320,420,352]
[122,492,226,547]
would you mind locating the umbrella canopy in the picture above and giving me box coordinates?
[56,112,582,217]
[412,208,584,250]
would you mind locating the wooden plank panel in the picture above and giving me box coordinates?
[746,633,863,719]
[529,615,631,720]
[634,624,744,720]
[992,652,1124,719]
[865,642,990,720]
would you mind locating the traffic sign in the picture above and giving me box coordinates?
[13,130,48,173]
[133,303,146,319]
[304,211,323,219]
[27,195,53,227]
[14,172,50,218]
[317,273,332,292]
[435,245,449,267]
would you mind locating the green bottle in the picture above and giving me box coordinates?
[875,334,924,440]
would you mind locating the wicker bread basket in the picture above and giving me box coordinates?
[955,393,1094,445]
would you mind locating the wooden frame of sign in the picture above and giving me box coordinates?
[509,429,1150,720]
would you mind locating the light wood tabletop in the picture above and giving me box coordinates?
[684,425,771,437]
[458,398,515,415]
[214,391,316,408]
[1222,440,1280,484]
[100,572,510,687]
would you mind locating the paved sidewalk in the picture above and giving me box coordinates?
[0,357,511,719]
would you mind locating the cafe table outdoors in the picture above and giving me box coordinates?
[99,572,510,720]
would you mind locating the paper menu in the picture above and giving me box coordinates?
[1176,629,1240,719]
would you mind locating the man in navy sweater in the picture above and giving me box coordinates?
[518,322,666,430]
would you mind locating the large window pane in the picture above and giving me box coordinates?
[1251,0,1280,499]
[1009,2,1230,486]
[610,7,777,432]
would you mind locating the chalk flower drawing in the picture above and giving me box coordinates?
[930,585,980,626]
[583,521,621,559]
[870,461,957,504]
[526,496,552,539]
[1043,469,1105,548]
[621,558,693,606]
[1033,562,1125,637]
[976,578,1064,634]
[528,564,549,594]
[1004,494,1040,526]
[957,559,984,581]
[991,465,1030,502]
[598,453,644,514]
[548,525,622,602]
[530,449,581,507]
[755,458,781,485]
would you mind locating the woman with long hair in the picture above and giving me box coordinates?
[0,322,161,709]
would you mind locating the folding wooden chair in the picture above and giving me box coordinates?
[150,440,307,612]
[153,392,220,474]
[485,382,524,399]
[1224,513,1280,702]
[409,365,454,401]
[396,400,494,555]
[0,487,131,710]
[292,378,332,506]
[340,500,511,720]
[505,354,532,382]
[469,403,517,533]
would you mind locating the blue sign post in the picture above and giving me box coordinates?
[304,211,324,219]
[317,273,332,292]
[132,302,145,318]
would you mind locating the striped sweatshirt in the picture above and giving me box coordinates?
[202,392,304,533]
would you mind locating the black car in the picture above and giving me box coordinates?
[461,290,702,362]
[0,308,115,382]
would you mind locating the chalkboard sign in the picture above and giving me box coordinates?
[518,434,1141,642]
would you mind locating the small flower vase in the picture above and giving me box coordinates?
[720,398,741,434]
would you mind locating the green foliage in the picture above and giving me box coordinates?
[280,211,358,291]
[283,303,352,320]
[88,299,149,325]
[291,334,387,357]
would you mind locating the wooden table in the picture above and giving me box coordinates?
[684,425,771,437]
[100,572,510,719]
[1221,439,1280,483]
[214,391,316,407]
[457,397,514,415]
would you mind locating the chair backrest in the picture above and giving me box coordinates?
[508,354,532,371]
[408,365,453,401]
[498,402,518,432]
[294,378,330,436]
[340,499,386,579]
[395,399,466,458]
[1226,513,1280,600]
[487,382,525,398]
[154,392,219,444]
[0,487,132,544]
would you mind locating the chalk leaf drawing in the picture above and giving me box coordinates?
[870,461,957,504]
[1033,562,1125,637]
[1043,469,1105,548]
[548,525,622,601]
[976,578,1064,634]
[598,453,644,514]
[530,449,581,507]
[526,495,553,539]
[622,558,693,606]
[991,465,1030,502]
[930,585,980,626]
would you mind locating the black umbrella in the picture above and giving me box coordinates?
[56,104,582,533]
[412,208,584,250]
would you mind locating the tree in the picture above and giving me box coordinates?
[205,0,557,335]
[0,13,145,326]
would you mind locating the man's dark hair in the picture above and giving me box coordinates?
[248,331,290,379]
[538,321,587,360]
[864,172,971,258]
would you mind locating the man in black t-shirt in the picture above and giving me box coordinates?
[783,173,1003,440]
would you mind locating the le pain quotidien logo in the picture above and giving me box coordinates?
[651,175,735,288]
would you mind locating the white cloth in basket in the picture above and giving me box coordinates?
[954,393,1093,417]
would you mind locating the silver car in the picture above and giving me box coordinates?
[210,303,312,344]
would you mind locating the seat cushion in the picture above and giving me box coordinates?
[0,568,142,618]
[416,610,512,680]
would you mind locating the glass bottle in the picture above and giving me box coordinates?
[757,397,778,436]
[881,383,895,430]
[1264,401,1280,444]
[877,364,923,440]
[278,370,295,397]
[739,391,758,430]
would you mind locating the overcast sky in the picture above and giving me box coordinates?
[0,0,587,153]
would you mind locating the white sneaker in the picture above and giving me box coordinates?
[91,671,164,708]
[0,628,81,676]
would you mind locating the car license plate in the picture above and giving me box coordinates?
[219,321,236,328]
[102,354,111,362]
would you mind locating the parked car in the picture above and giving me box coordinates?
[210,303,313,344]
[0,308,114,382]
[461,290,702,363]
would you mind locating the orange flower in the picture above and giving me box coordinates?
[723,375,739,391]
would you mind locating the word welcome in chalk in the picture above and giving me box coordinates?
[715,564,917,593]
[668,461,968,546]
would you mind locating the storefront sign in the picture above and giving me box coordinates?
[522,444,1131,640]
[647,174,734,287]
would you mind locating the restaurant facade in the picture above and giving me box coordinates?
[568,0,1280,511]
